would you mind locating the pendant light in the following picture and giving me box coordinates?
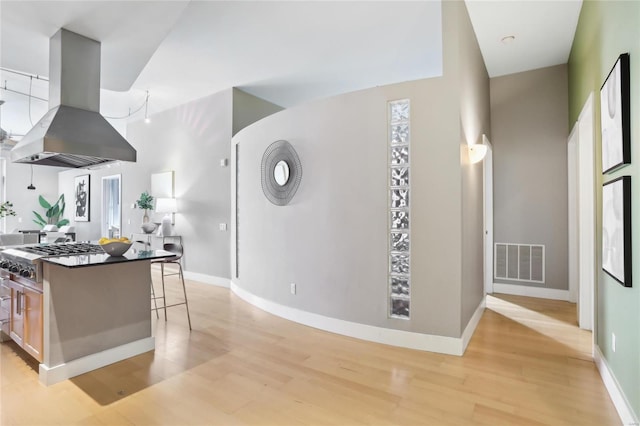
[27,165,35,190]
[144,91,151,124]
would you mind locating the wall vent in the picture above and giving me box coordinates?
[494,243,545,283]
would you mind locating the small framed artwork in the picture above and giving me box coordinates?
[600,53,630,174]
[602,176,632,287]
[74,174,90,222]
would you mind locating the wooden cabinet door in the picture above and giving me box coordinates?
[23,287,43,362]
[0,279,10,338]
[8,283,24,347]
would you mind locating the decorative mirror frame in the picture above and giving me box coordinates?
[261,140,302,206]
[151,170,175,224]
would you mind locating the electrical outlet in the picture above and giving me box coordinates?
[220,158,228,167]
[290,283,296,295]
[612,333,616,352]
[219,223,227,231]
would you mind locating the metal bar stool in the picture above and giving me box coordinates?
[133,238,160,319]
[151,236,192,330]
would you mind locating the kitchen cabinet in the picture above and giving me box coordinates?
[0,278,10,341]
[23,286,43,361]
[7,280,43,362]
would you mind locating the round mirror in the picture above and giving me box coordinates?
[274,160,290,186]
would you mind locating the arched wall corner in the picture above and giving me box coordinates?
[230,280,485,356]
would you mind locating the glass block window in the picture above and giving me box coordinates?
[388,99,410,319]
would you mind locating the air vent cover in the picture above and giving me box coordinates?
[494,243,545,283]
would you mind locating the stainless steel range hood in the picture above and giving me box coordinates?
[11,29,137,168]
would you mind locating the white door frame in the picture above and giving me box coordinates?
[568,93,596,331]
[568,129,578,304]
[483,137,494,295]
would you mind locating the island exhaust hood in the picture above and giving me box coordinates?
[11,29,137,168]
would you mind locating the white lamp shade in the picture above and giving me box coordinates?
[155,198,177,213]
[468,144,488,164]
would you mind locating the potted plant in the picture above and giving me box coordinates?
[33,195,69,228]
[136,191,156,233]
[0,201,16,219]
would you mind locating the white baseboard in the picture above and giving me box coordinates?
[492,283,570,301]
[39,337,155,386]
[230,282,485,356]
[594,344,639,425]
[461,296,486,353]
[183,271,230,288]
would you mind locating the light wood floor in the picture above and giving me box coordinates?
[1,272,621,425]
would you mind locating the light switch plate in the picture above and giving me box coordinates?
[219,223,227,231]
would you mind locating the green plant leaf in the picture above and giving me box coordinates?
[50,205,60,218]
[33,211,46,223]
[34,194,67,227]
[33,211,46,227]
[57,218,70,227]
[39,195,51,210]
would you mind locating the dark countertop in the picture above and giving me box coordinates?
[42,249,175,268]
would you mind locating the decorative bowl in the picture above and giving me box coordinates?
[99,241,132,257]
[141,222,157,234]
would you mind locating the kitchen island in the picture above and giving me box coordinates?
[2,246,174,386]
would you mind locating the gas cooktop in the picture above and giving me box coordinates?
[18,243,104,257]
[0,243,106,283]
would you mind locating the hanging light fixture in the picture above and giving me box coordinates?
[144,91,151,124]
[27,165,36,190]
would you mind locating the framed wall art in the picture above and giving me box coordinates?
[74,174,90,222]
[602,176,631,287]
[600,53,630,174]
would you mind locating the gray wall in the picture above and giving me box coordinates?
[232,88,283,136]
[2,157,60,233]
[456,2,490,329]
[491,65,569,290]
[58,88,279,279]
[59,162,138,241]
[233,1,489,338]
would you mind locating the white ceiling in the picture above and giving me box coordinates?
[465,0,583,77]
[0,0,582,139]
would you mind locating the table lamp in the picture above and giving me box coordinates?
[155,198,177,237]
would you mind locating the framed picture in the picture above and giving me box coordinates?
[600,53,630,174]
[74,174,90,222]
[602,176,632,287]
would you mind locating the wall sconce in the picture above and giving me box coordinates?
[155,197,177,237]
[468,134,489,164]
[468,144,487,164]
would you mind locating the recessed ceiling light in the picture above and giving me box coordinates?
[501,35,516,45]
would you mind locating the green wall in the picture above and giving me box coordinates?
[569,0,640,417]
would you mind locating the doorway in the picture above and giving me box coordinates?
[483,136,494,295]
[102,174,122,239]
[567,93,595,331]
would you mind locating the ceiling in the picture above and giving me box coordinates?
[465,0,582,77]
[0,0,582,139]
